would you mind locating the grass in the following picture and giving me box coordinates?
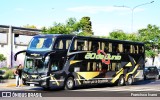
[0,67,15,79]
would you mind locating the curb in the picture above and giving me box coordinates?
[0,84,24,87]
[7,84,24,87]
[7,84,16,87]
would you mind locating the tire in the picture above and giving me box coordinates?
[144,75,148,80]
[155,75,159,80]
[42,87,50,91]
[65,77,75,90]
[126,75,133,85]
[22,79,26,85]
[117,75,125,86]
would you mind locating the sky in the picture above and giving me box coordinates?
[0,0,160,36]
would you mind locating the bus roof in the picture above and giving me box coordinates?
[34,34,144,45]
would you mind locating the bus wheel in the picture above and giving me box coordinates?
[22,79,26,85]
[42,87,50,91]
[126,75,133,85]
[155,75,159,80]
[65,77,75,90]
[118,75,125,86]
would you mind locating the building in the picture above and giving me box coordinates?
[0,25,41,68]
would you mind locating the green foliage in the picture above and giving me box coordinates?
[3,70,14,79]
[78,32,93,36]
[145,50,157,58]
[41,27,48,33]
[108,30,138,41]
[23,24,37,29]
[138,24,160,50]
[0,67,8,70]
[0,54,6,61]
[138,24,160,58]
[0,67,14,79]
[79,17,93,36]
[108,30,127,40]
[127,34,138,41]
[41,17,93,36]
[107,24,160,59]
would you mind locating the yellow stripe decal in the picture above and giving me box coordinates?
[77,74,81,85]
[133,59,136,64]
[70,60,82,65]
[111,69,124,83]
[125,64,140,81]
[134,71,140,78]
[77,72,100,80]
[116,68,123,74]
[126,62,132,67]
[50,74,60,86]
[53,77,60,86]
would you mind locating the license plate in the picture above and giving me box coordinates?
[30,84,35,87]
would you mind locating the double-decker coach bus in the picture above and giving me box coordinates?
[14,34,145,90]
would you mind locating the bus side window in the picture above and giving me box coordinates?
[109,43,112,52]
[51,61,63,71]
[110,62,120,71]
[111,63,116,71]
[131,45,136,53]
[91,42,99,52]
[130,45,134,53]
[103,42,109,53]
[112,43,118,53]
[83,40,88,50]
[135,45,139,54]
[55,40,64,49]
[73,39,88,51]
[92,62,96,71]
[101,42,105,51]
[124,45,130,53]
[77,42,84,50]
[139,46,144,53]
[118,44,123,53]
[66,40,71,49]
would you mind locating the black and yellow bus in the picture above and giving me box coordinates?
[15,34,145,90]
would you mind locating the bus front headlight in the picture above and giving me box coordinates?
[45,56,50,63]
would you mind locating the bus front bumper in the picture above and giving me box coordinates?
[22,78,47,87]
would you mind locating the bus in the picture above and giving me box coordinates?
[14,34,145,90]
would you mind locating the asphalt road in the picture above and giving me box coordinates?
[0,79,160,97]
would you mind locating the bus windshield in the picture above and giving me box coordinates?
[24,58,48,74]
[28,37,54,51]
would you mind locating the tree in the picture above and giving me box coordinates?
[41,17,93,36]
[138,24,160,49]
[108,30,127,40]
[79,17,93,36]
[66,18,81,34]
[138,24,160,65]
[0,54,6,61]
[41,26,48,34]
[127,33,138,41]
[42,18,81,34]
[47,22,69,34]
[23,24,37,29]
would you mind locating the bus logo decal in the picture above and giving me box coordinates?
[97,50,110,65]
[85,50,121,65]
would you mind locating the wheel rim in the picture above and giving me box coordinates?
[128,77,132,84]
[120,77,124,85]
[67,79,73,89]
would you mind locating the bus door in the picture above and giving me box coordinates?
[48,38,72,84]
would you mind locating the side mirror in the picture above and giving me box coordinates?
[14,50,26,61]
